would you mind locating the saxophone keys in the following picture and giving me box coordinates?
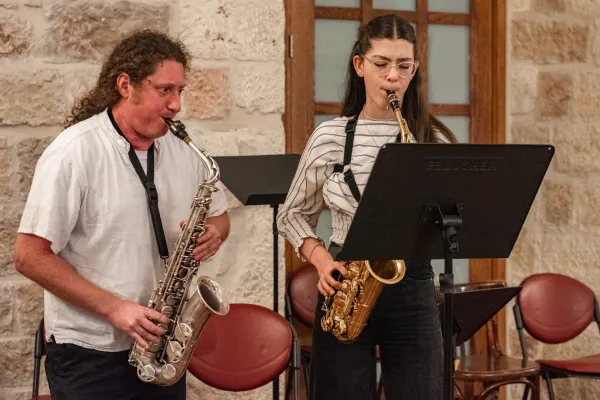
[161,364,177,381]
[174,322,193,342]
[137,365,157,382]
[166,340,184,363]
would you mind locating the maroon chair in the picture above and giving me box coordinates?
[188,303,300,399]
[513,273,600,400]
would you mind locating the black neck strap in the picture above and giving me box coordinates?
[108,108,169,260]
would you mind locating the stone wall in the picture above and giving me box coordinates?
[508,0,600,399]
[0,0,285,399]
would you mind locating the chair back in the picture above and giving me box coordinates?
[188,303,292,392]
[517,273,598,344]
[288,264,319,328]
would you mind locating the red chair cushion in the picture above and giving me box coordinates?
[188,303,292,392]
[519,273,595,343]
[289,264,319,328]
[538,354,600,374]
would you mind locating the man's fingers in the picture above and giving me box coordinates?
[131,332,149,350]
[133,325,159,345]
[145,308,170,325]
[317,281,328,296]
[139,317,166,337]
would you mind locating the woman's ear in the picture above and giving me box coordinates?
[353,55,364,78]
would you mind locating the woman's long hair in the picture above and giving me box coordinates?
[64,30,191,128]
[340,15,457,144]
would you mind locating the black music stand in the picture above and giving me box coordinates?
[335,143,554,400]
[214,154,301,400]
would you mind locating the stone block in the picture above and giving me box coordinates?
[578,179,600,227]
[533,0,567,12]
[508,227,542,281]
[542,233,600,283]
[511,0,531,12]
[236,128,284,155]
[552,122,600,174]
[570,0,600,14]
[537,71,572,118]
[187,373,273,400]
[0,338,33,387]
[0,70,65,126]
[42,0,170,62]
[542,179,573,225]
[509,121,552,144]
[180,0,285,61]
[0,204,24,277]
[0,15,32,56]
[15,282,43,335]
[233,64,284,113]
[184,68,230,120]
[0,283,14,335]
[573,71,600,118]
[512,19,589,64]
[15,136,55,201]
[510,64,538,116]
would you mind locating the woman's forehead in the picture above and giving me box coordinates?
[367,39,414,59]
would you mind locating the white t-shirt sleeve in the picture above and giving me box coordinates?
[18,148,82,254]
[208,179,229,217]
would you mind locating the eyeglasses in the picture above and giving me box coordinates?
[363,56,418,78]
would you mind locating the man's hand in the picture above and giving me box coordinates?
[180,220,223,262]
[106,299,170,350]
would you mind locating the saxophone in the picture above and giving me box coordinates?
[128,118,230,385]
[320,90,415,342]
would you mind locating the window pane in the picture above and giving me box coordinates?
[315,20,360,103]
[436,116,470,143]
[316,0,360,7]
[429,0,469,13]
[428,25,470,104]
[373,0,416,11]
[315,114,338,129]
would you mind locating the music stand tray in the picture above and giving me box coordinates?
[334,143,554,400]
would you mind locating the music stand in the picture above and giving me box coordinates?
[335,143,554,400]
[214,153,301,400]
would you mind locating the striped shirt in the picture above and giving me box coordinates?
[277,116,448,261]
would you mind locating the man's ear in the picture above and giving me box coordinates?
[116,73,132,99]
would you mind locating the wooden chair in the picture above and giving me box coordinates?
[450,281,541,400]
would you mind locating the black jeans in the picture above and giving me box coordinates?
[45,341,186,400]
[310,245,443,400]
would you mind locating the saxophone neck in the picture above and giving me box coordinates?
[164,118,220,186]
[386,90,416,144]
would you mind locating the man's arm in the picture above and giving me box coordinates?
[207,211,230,241]
[14,233,169,349]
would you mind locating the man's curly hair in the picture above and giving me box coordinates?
[65,29,191,128]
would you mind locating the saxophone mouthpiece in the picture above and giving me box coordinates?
[386,90,401,112]
[164,118,190,143]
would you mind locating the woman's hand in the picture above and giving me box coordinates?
[309,245,348,296]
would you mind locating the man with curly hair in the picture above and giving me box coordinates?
[14,30,230,399]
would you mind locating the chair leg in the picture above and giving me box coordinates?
[544,373,555,400]
[522,384,530,400]
[529,374,540,400]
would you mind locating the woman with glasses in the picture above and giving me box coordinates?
[277,14,457,400]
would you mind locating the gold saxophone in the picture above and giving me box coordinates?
[128,118,230,385]
[320,90,415,342]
